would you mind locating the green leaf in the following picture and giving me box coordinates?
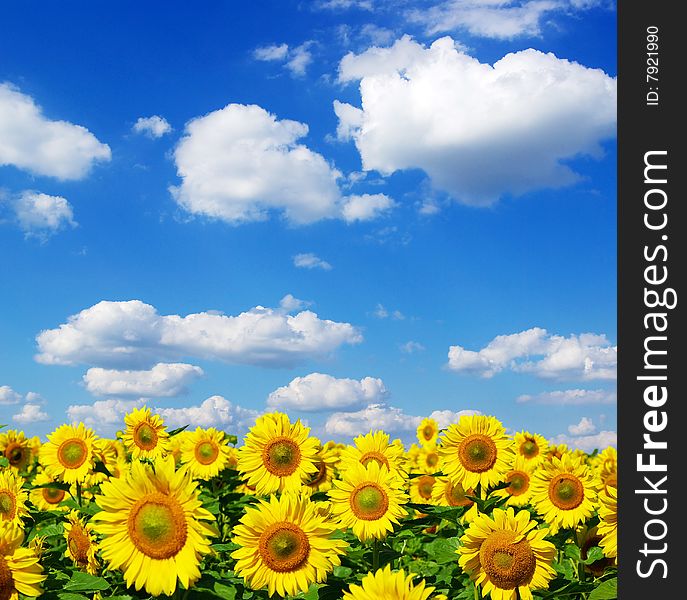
[0,456,10,468]
[168,424,190,437]
[563,543,581,561]
[424,537,461,564]
[57,594,90,600]
[213,582,237,600]
[582,546,605,565]
[588,577,617,600]
[63,572,111,592]
[225,434,238,445]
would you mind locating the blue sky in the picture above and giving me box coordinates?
[0,0,617,449]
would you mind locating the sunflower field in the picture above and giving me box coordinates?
[0,409,618,600]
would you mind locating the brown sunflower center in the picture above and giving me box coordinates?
[506,471,530,496]
[306,460,327,487]
[0,491,16,520]
[4,442,27,468]
[425,452,439,469]
[68,523,91,565]
[262,437,302,477]
[417,475,435,500]
[445,481,474,507]
[604,473,617,493]
[520,440,539,458]
[58,438,88,469]
[194,440,220,465]
[360,451,390,469]
[258,522,310,573]
[42,486,66,505]
[0,556,14,600]
[480,530,536,590]
[422,426,435,441]
[549,474,585,510]
[133,422,159,451]
[350,482,389,520]
[581,534,613,577]
[458,434,498,473]
[128,492,188,559]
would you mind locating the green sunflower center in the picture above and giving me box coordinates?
[259,522,310,573]
[458,434,498,473]
[263,437,302,477]
[521,440,539,458]
[480,530,536,590]
[506,471,530,496]
[549,474,585,510]
[195,440,219,465]
[58,439,88,469]
[351,482,390,521]
[134,423,159,451]
[425,452,439,468]
[0,556,14,600]
[43,486,66,504]
[423,426,434,440]
[417,476,435,500]
[128,492,188,559]
[446,481,474,507]
[0,491,16,519]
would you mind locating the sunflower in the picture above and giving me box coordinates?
[329,461,408,542]
[40,423,96,484]
[513,432,548,467]
[0,431,33,472]
[597,485,617,559]
[122,407,170,461]
[0,527,45,600]
[303,444,339,495]
[431,477,478,522]
[439,415,513,491]
[343,564,435,600]
[416,418,439,447]
[64,511,99,574]
[410,474,436,505]
[491,455,536,507]
[530,454,598,533]
[92,456,216,597]
[29,472,69,512]
[575,525,615,577]
[458,507,556,600]
[594,447,618,494]
[544,443,569,463]
[417,444,441,475]
[338,431,407,477]
[231,493,347,597]
[237,412,319,496]
[0,471,29,532]
[181,427,232,481]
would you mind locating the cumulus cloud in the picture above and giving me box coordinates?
[13,191,77,239]
[132,115,172,138]
[254,42,314,76]
[170,103,393,225]
[336,36,616,206]
[372,304,404,320]
[13,403,50,424]
[254,43,290,61]
[267,373,388,412]
[83,363,204,398]
[0,386,22,405]
[293,253,333,271]
[447,327,616,380]
[568,416,596,436]
[35,297,362,369]
[551,430,617,453]
[67,399,142,433]
[517,388,616,405]
[156,396,259,432]
[0,82,111,179]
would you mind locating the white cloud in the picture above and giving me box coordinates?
[83,363,204,398]
[156,396,259,433]
[341,193,395,222]
[551,430,617,453]
[133,115,172,138]
[254,43,290,61]
[67,399,142,433]
[336,36,616,206]
[170,103,394,225]
[25,391,45,404]
[568,416,596,436]
[408,1,608,40]
[517,388,616,405]
[254,42,314,77]
[400,341,425,353]
[13,191,77,238]
[372,304,404,320]
[35,297,362,369]
[316,0,374,10]
[0,386,22,405]
[293,253,333,271]
[447,327,616,380]
[13,403,50,424]
[0,82,111,180]
[267,373,388,412]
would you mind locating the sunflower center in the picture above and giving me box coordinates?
[0,491,16,519]
[422,426,434,441]
[133,423,159,451]
[458,434,498,473]
[549,474,585,510]
[194,441,220,465]
[351,483,389,520]
[258,522,310,573]
[506,471,530,496]
[425,452,439,468]
[417,476,435,500]
[480,530,536,590]
[360,451,389,469]
[58,438,88,469]
[604,473,617,492]
[4,443,27,468]
[68,524,91,565]
[520,440,539,458]
[306,460,327,487]
[446,481,474,507]
[262,437,302,477]
[128,492,188,559]
[42,486,66,505]
[0,556,14,600]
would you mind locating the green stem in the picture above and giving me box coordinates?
[372,539,380,571]
[76,482,82,508]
